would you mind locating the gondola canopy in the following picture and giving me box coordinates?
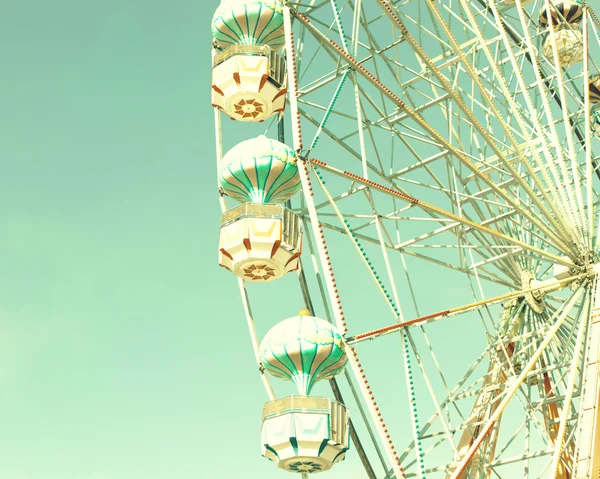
[259,310,348,395]
[212,0,285,49]
[219,136,301,204]
[538,0,584,28]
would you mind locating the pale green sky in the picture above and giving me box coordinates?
[0,1,501,478]
[0,1,276,477]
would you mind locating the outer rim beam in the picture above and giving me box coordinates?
[283,6,406,479]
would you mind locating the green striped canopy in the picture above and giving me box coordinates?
[590,73,600,104]
[259,314,348,395]
[220,135,301,204]
[538,0,584,28]
[212,0,285,49]
[592,108,600,137]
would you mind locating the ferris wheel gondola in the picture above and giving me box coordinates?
[211,0,287,121]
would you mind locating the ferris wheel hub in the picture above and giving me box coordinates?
[521,270,545,313]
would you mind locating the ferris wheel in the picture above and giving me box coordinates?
[210,0,600,478]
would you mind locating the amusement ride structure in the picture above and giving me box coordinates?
[211,0,600,477]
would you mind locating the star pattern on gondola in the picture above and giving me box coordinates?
[288,461,323,473]
[233,98,265,118]
[243,264,276,280]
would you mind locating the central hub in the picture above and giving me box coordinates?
[521,270,545,313]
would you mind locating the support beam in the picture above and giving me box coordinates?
[448,286,586,479]
[310,158,574,267]
[346,273,584,345]
[574,269,600,478]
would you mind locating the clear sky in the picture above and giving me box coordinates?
[0,1,504,478]
[0,1,280,477]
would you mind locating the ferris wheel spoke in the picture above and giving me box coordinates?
[398,0,571,225]
[380,201,522,282]
[312,189,524,284]
[498,1,587,244]
[309,169,406,320]
[404,328,464,460]
[386,0,581,247]
[510,2,583,244]
[298,59,351,96]
[307,71,351,150]
[311,156,520,473]
[310,159,573,265]
[399,245,516,287]
[293,9,579,255]
[347,272,583,345]
[311,162,510,239]
[334,92,536,244]
[440,314,569,476]
[365,195,406,312]
[460,0,584,249]
[490,2,597,166]
[453,174,526,279]
[401,345,492,446]
[310,214,516,287]
[481,9,582,229]
[447,285,586,479]
[583,10,595,251]
[441,229,520,283]
[393,351,523,477]
[434,302,570,458]
[405,229,514,284]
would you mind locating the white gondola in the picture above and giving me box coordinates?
[218,203,302,282]
[541,27,583,67]
[211,1,287,121]
[261,396,350,474]
[212,45,287,122]
[538,0,584,67]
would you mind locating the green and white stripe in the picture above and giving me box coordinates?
[591,106,600,138]
[259,315,347,395]
[590,72,600,104]
[220,135,301,204]
[212,0,285,48]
